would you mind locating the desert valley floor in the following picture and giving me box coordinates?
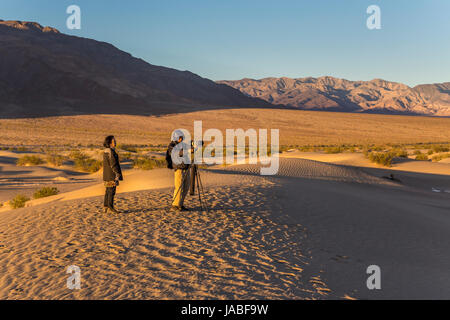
[1,154,450,299]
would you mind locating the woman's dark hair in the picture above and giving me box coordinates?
[103,135,115,148]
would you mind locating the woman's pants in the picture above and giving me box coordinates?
[104,186,116,208]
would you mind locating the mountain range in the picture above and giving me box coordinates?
[0,20,270,118]
[218,77,450,116]
[0,20,449,117]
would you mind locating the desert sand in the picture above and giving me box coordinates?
[2,109,450,147]
[1,155,450,299]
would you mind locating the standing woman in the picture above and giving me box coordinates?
[103,135,123,213]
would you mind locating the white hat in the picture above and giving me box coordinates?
[171,129,185,141]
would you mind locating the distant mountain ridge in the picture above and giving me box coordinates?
[0,20,271,118]
[218,77,450,116]
[1,19,448,118]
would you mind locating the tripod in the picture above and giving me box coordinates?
[189,164,209,212]
[170,164,209,212]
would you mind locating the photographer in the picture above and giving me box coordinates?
[166,130,191,211]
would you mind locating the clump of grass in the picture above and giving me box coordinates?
[9,194,30,209]
[415,153,429,161]
[46,153,66,167]
[70,151,102,173]
[432,145,450,153]
[366,151,395,167]
[33,187,59,199]
[118,144,139,153]
[132,156,166,170]
[391,148,408,158]
[324,146,343,154]
[16,155,44,166]
[432,153,450,162]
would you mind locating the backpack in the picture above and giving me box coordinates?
[165,142,175,169]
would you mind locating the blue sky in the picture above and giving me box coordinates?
[1,0,449,86]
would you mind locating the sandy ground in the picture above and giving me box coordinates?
[0,151,99,204]
[1,156,450,299]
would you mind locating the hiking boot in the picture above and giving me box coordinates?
[171,205,181,211]
[103,207,108,213]
[180,206,190,211]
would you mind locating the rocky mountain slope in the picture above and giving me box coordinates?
[218,77,450,116]
[0,20,271,118]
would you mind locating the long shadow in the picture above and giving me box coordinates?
[0,156,19,165]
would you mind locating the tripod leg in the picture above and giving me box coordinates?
[197,172,209,212]
[190,165,196,195]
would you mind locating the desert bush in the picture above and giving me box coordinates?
[392,148,408,158]
[9,194,30,209]
[325,146,343,154]
[132,157,166,170]
[427,149,434,155]
[415,153,429,161]
[431,145,450,153]
[75,157,102,173]
[371,145,386,152]
[298,146,316,152]
[367,151,395,167]
[70,151,102,173]
[46,153,66,167]
[432,153,450,162]
[16,155,44,166]
[33,187,59,199]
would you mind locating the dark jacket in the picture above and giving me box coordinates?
[166,141,190,170]
[103,148,123,182]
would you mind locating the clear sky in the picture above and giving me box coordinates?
[1,0,449,86]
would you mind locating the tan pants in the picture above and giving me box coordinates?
[172,169,190,207]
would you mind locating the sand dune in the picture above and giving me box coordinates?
[0,164,331,299]
[1,157,450,299]
[281,151,450,176]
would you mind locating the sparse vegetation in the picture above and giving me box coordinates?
[132,156,166,170]
[432,153,450,162]
[366,151,395,167]
[324,146,343,154]
[33,187,59,199]
[16,155,44,166]
[431,145,450,153]
[391,148,408,158]
[118,144,145,153]
[46,153,66,167]
[70,151,102,173]
[415,153,429,161]
[9,194,30,209]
